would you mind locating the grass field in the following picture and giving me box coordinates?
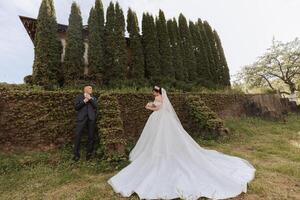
[0,114,299,200]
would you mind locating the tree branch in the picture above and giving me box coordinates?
[259,74,275,91]
[272,57,285,79]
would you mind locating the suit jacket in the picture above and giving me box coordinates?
[74,94,98,121]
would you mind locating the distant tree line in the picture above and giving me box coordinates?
[28,0,231,90]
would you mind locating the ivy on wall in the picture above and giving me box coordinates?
[0,89,82,147]
[97,94,126,158]
[185,95,229,139]
[1,86,258,153]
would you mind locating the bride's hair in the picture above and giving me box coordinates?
[152,85,162,94]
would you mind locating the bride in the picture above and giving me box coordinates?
[107,86,256,200]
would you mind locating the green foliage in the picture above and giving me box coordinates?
[87,0,105,85]
[28,1,231,90]
[142,13,161,85]
[189,21,212,87]
[197,19,216,88]
[167,18,184,82]
[203,21,221,85]
[103,2,127,87]
[98,94,126,158]
[185,95,229,139]
[0,90,84,148]
[114,2,127,84]
[63,2,84,87]
[0,86,244,154]
[178,13,196,82]
[0,143,129,176]
[214,30,231,87]
[126,8,146,86]
[0,83,45,92]
[32,0,62,89]
[23,75,33,85]
[156,10,174,84]
[103,2,116,85]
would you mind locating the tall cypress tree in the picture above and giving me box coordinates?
[103,2,116,85]
[203,21,221,85]
[32,0,61,88]
[167,18,184,81]
[178,13,196,82]
[63,2,84,86]
[32,0,48,86]
[189,21,211,86]
[213,30,231,86]
[197,19,215,87]
[156,10,174,83]
[88,0,105,84]
[114,2,127,84]
[103,2,126,86]
[47,0,62,87]
[127,8,145,86]
[142,13,160,85]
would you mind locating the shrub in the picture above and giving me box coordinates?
[185,95,229,139]
[24,75,33,85]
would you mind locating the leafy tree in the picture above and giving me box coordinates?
[142,13,161,85]
[238,38,300,95]
[178,14,197,82]
[63,2,84,86]
[32,0,62,89]
[87,0,105,85]
[127,8,145,86]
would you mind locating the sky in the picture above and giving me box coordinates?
[1,0,300,83]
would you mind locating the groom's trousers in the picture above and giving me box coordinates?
[73,116,96,158]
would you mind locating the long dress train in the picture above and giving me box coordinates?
[107,88,256,200]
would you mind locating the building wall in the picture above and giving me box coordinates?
[59,32,89,75]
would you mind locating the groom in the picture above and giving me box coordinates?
[73,84,98,162]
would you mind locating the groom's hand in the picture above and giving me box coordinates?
[86,94,92,100]
[83,94,92,103]
[83,98,89,103]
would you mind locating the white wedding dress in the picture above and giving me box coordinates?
[107,88,256,200]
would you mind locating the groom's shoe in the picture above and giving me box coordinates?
[72,156,80,162]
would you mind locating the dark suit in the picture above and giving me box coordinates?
[73,93,98,158]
